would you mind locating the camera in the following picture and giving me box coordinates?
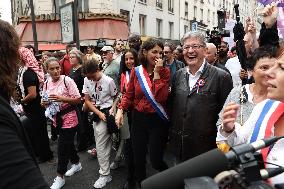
[206,27,230,48]
[206,9,230,48]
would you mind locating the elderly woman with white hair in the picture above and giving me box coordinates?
[68,49,94,152]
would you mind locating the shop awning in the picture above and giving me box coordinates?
[38,44,66,51]
[15,19,129,46]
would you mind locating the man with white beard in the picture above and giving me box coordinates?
[100,46,120,90]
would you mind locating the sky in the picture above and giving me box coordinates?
[0,0,12,23]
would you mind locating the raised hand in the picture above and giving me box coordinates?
[222,102,240,132]
[262,1,279,28]
[154,58,163,73]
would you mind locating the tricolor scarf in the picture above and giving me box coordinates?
[250,99,284,162]
[135,65,169,121]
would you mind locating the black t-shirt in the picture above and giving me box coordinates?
[22,68,43,114]
[69,67,84,96]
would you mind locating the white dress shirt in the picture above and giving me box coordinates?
[187,60,206,90]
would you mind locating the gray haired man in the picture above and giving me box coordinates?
[169,31,233,162]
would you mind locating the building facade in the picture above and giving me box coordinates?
[116,0,180,41]
[12,0,257,44]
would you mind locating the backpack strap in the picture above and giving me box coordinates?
[45,76,68,92]
[63,76,69,92]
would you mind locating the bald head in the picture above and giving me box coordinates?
[205,43,217,64]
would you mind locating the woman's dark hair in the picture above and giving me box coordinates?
[120,48,139,73]
[81,59,100,75]
[138,38,164,67]
[164,42,176,52]
[246,45,277,71]
[175,46,183,53]
[230,46,237,52]
[0,20,21,99]
[275,38,284,58]
[24,44,35,55]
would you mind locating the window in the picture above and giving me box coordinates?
[120,9,130,26]
[207,9,210,22]
[139,0,147,4]
[213,12,215,25]
[156,0,163,9]
[169,22,174,39]
[54,0,66,14]
[185,2,188,19]
[168,0,174,12]
[156,19,163,37]
[200,8,203,22]
[226,0,228,9]
[184,25,188,34]
[20,1,23,15]
[194,6,197,19]
[78,0,89,12]
[139,14,146,35]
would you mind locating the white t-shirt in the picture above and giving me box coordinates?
[187,60,206,90]
[82,74,117,109]
[225,56,242,87]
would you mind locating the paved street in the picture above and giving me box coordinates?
[39,136,175,189]
[39,140,128,189]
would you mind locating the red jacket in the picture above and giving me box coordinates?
[59,54,72,76]
[119,66,170,113]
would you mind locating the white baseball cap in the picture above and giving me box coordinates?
[100,46,114,52]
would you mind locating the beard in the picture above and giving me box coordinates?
[218,50,228,58]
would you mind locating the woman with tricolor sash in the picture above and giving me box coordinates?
[216,46,276,152]
[115,38,170,186]
[219,49,284,184]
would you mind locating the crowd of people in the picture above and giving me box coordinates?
[0,1,284,189]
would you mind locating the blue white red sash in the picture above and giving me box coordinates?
[250,100,275,144]
[250,100,284,161]
[135,65,169,121]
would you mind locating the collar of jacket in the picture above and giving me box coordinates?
[181,62,213,95]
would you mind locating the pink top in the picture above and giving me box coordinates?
[43,75,81,128]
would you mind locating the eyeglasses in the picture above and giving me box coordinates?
[102,51,110,54]
[183,44,205,51]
